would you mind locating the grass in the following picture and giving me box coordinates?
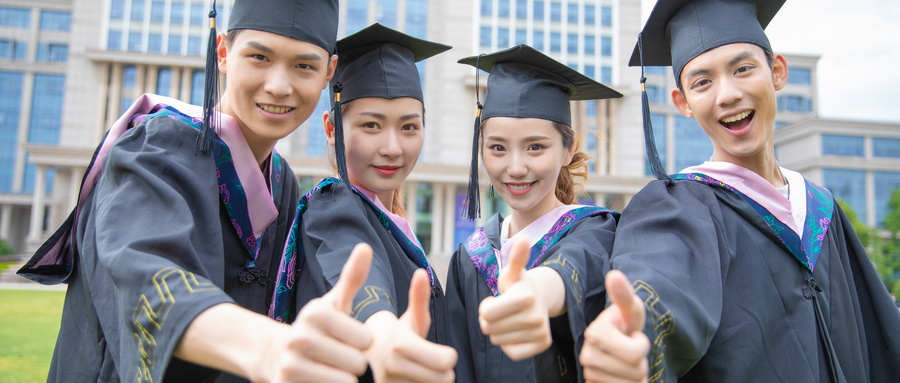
[0,261,14,275]
[0,289,65,382]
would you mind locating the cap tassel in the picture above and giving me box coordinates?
[464,54,487,220]
[196,1,220,154]
[332,80,350,183]
[638,34,670,182]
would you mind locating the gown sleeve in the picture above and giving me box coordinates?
[445,244,478,383]
[301,183,401,321]
[609,180,732,381]
[78,116,236,382]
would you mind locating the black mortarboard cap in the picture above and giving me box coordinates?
[458,44,622,219]
[628,0,784,181]
[329,23,451,182]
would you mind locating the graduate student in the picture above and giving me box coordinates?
[17,1,378,382]
[279,24,458,383]
[445,45,622,382]
[580,0,900,382]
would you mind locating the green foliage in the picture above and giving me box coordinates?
[0,289,65,382]
[839,199,898,290]
[893,281,900,302]
[887,189,900,239]
[0,237,13,256]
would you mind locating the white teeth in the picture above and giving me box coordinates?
[721,110,751,124]
[260,104,291,114]
[508,183,533,190]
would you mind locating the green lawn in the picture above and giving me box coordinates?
[0,289,65,382]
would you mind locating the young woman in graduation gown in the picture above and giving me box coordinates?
[445,45,623,383]
[271,24,458,383]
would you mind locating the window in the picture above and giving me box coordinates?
[110,0,126,20]
[550,2,561,22]
[775,121,789,129]
[550,32,561,52]
[190,3,204,26]
[22,153,55,195]
[823,168,867,223]
[822,134,864,157]
[0,6,30,28]
[123,66,137,88]
[170,2,184,24]
[148,33,162,53]
[567,33,577,54]
[150,1,165,22]
[585,100,597,117]
[777,94,811,113]
[497,28,509,48]
[128,31,143,51]
[515,29,527,45]
[646,113,667,176]
[601,6,612,26]
[497,0,510,17]
[131,0,145,21]
[40,10,71,31]
[874,171,900,226]
[28,74,65,145]
[644,66,666,76]
[156,67,172,96]
[36,43,68,62]
[601,66,611,84]
[191,70,204,105]
[533,1,544,19]
[306,90,330,157]
[347,0,368,34]
[787,68,811,85]
[108,30,123,50]
[481,0,492,16]
[187,36,202,55]
[405,0,428,39]
[601,36,612,56]
[168,34,182,54]
[516,0,527,19]
[675,115,712,171]
[0,40,8,59]
[12,41,26,60]
[585,5,595,25]
[584,35,595,55]
[480,27,492,47]
[567,4,578,23]
[873,137,900,158]
[584,65,595,79]
[532,30,544,50]
[376,0,397,28]
[646,84,666,104]
[0,71,24,192]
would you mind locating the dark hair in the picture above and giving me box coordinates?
[225,29,244,48]
[676,46,774,92]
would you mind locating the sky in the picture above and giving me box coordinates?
[641,0,900,124]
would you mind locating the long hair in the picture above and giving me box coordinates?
[552,121,589,205]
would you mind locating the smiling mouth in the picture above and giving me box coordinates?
[507,182,536,191]
[719,110,754,130]
[258,104,294,114]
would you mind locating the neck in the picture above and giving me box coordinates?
[376,190,394,212]
[712,148,785,188]
[506,198,564,238]
[217,96,276,171]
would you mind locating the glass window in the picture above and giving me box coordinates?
[550,32,561,52]
[550,2,561,22]
[516,0,527,19]
[168,34,181,54]
[190,3,204,26]
[787,68,811,85]
[416,61,426,96]
[601,36,612,56]
[567,4,578,23]
[307,89,330,157]
[13,41,26,60]
[22,154,55,195]
[405,0,427,39]
[148,33,162,53]
[497,0,510,17]
[123,65,137,88]
[0,6,30,28]
[376,0,397,28]
[170,2,184,24]
[646,84,666,104]
[40,10,72,31]
[120,97,133,114]
[187,36,202,55]
[823,168,867,223]
[601,66,611,84]
[480,27,492,47]
[646,113,667,176]
[0,40,9,59]
[156,67,172,96]
[128,31,143,51]
[36,43,68,62]
[150,1,165,22]
[585,5,595,25]
[822,134,864,157]
[584,35,595,55]
[190,70,204,105]
[585,100,597,117]
[108,30,123,50]
[497,28,509,48]
[28,74,65,145]
[481,0,492,16]
[584,65,595,79]
[567,33,577,54]
[873,137,900,158]
[533,1,544,19]
[674,115,712,171]
[601,6,612,26]
[131,0,145,21]
[515,29,527,45]
[0,70,24,192]
[775,121,789,129]
[874,171,900,226]
[777,94,811,113]
[644,66,666,76]
[110,0,126,20]
[532,30,544,50]
[347,0,368,34]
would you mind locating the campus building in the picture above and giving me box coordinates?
[2,0,898,274]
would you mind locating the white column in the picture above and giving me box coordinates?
[430,182,444,257]
[442,183,456,254]
[623,193,633,209]
[0,204,12,241]
[593,192,607,208]
[68,167,84,212]
[405,181,418,231]
[866,171,876,227]
[28,165,47,243]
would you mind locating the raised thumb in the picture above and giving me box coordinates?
[498,236,530,294]
[401,268,432,337]
[606,270,644,335]
[325,243,373,313]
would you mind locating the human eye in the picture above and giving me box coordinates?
[362,122,379,130]
[401,123,420,131]
[690,78,711,90]
[735,65,754,75]
[488,144,505,152]
[250,53,267,61]
[296,62,313,70]
[527,143,545,151]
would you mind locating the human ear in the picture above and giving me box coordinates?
[771,53,788,91]
[215,33,228,72]
[671,87,694,118]
[323,110,336,146]
[324,54,338,87]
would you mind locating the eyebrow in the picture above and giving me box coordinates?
[357,112,422,121]
[246,41,323,61]
[728,51,757,67]
[483,135,552,142]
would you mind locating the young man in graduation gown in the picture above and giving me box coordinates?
[579,0,900,382]
[446,45,622,383]
[17,1,378,382]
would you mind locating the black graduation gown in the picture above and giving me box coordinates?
[293,180,449,349]
[445,209,618,383]
[611,178,900,382]
[19,106,298,382]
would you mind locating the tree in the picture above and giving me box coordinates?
[838,200,894,289]
[0,237,13,256]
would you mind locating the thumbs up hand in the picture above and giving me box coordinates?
[579,270,650,383]
[478,237,565,361]
[365,269,458,383]
[273,243,376,383]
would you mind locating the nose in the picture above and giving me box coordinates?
[506,150,528,177]
[264,66,293,98]
[716,77,743,108]
[379,129,402,159]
